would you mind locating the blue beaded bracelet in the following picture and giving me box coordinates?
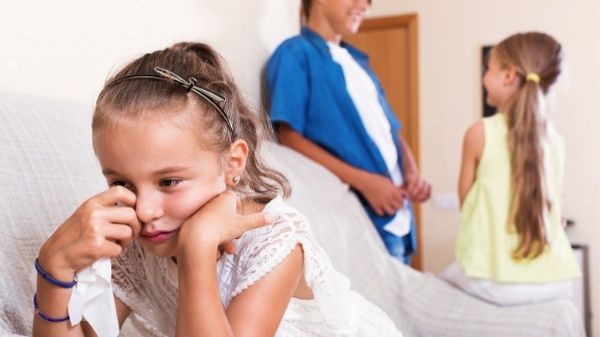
[33,293,70,323]
[35,258,77,289]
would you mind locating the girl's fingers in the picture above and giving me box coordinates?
[88,206,141,240]
[103,206,141,238]
[221,241,237,254]
[95,186,137,208]
[102,223,135,247]
[241,212,272,231]
[98,240,124,258]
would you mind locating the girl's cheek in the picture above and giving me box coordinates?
[171,190,217,218]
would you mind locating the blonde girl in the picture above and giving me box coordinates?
[442,32,580,306]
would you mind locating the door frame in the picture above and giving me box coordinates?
[356,14,422,269]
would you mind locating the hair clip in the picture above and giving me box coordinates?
[153,67,233,135]
[525,72,540,84]
[105,67,234,137]
[153,67,227,109]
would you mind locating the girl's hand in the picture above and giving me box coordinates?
[177,190,272,259]
[38,186,141,282]
[355,171,406,216]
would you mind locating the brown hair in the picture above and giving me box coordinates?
[494,32,562,259]
[94,42,290,203]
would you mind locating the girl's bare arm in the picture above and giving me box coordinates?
[174,191,299,337]
[176,244,303,337]
[458,122,484,206]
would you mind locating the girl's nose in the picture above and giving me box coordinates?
[135,190,164,224]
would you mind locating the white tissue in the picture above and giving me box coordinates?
[68,257,119,337]
[383,206,412,237]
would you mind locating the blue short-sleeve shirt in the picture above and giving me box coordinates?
[266,27,416,257]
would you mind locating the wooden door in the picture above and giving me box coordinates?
[345,14,422,269]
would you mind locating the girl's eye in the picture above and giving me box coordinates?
[109,181,137,193]
[110,180,127,187]
[110,181,133,190]
[160,179,182,188]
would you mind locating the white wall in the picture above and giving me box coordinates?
[369,0,600,335]
[0,0,301,107]
[2,0,599,334]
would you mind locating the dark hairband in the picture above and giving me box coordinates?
[105,67,234,136]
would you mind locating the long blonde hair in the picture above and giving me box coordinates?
[494,32,562,259]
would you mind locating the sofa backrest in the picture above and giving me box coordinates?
[0,90,413,336]
[0,91,106,335]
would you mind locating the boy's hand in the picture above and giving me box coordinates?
[355,171,406,216]
[405,173,431,203]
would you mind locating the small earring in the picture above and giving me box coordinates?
[231,176,240,185]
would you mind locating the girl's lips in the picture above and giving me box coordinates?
[140,229,179,244]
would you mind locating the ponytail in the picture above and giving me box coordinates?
[504,79,549,259]
[494,32,562,259]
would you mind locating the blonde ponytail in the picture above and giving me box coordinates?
[494,32,562,259]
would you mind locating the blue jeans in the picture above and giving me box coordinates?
[381,230,413,265]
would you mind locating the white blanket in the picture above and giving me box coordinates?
[0,90,585,337]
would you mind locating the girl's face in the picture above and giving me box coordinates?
[483,49,520,108]
[320,0,370,37]
[93,115,228,258]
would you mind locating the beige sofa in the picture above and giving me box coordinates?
[0,90,585,336]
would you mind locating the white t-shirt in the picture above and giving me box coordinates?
[328,42,411,237]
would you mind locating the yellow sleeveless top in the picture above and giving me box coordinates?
[456,113,580,283]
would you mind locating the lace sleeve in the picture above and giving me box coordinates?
[229,211,303,298]
[225,198,380,335]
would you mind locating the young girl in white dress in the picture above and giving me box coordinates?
[33,42,403,337]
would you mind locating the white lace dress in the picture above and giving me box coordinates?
[111,196,403,337]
